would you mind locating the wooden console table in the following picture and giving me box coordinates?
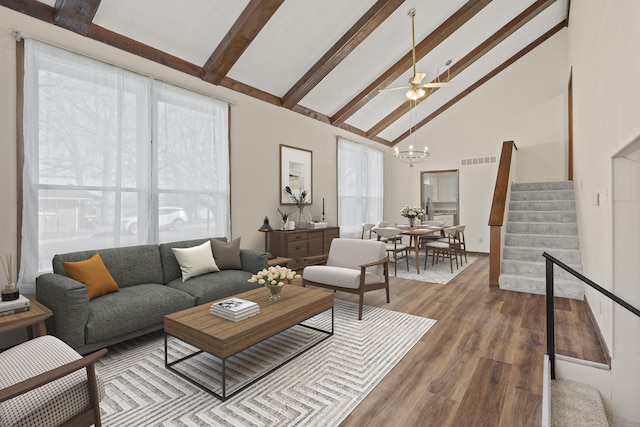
[268,227,339,269]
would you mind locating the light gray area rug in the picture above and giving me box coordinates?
[394,252,477,284]
[98,300,436,426]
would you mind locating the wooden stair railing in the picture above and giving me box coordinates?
[488,141,517,286]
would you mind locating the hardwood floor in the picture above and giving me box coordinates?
[325,254,606,427]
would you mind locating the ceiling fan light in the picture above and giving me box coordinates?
[406,87,425,100]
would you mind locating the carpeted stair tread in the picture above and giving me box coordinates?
[512,181,574,191]
[505,233,580,249]
[551,379,609,427]
[503,246,581,264]
[509,200,576,212]
[499,274,584,299]
[508,211,577,223]
[506,222,578,235]
[501,259,583,280]
[510,189,575,201]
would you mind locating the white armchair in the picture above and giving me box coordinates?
[302,238,389,320]
[0,335,106,427]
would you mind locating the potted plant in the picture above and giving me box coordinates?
[248,265,300,301]
[400,205,425,228]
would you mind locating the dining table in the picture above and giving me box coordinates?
[398,225,447,274]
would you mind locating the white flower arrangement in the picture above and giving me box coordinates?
[248,265,300,287]
[400,205,425,219]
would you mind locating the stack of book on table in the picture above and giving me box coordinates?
[0,295,30,316]
[307,222,328,228]
[210,297,260,322]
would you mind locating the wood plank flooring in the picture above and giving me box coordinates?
[325,254,607,427]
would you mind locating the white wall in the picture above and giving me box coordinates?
[568,1,640,422]
[385,28,569,253]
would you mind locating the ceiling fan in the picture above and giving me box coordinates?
[381,9,452,101]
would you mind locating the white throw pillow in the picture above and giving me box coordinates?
[171,240,220,282]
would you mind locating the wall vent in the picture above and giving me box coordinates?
[460,156,497,167]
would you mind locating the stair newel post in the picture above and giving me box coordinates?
[545,256,556,379]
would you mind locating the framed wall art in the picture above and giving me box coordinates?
[280,144,312,205]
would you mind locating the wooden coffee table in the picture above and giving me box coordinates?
[164,285,333,401]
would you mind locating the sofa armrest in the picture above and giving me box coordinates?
[239,249,268,274]
[36,273,89,350]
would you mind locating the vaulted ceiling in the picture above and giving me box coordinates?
[1,0,569,147]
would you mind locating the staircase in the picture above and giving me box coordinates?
[499,181,584,299]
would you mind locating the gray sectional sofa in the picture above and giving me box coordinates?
[36,237,267,354]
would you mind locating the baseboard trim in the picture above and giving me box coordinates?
[556,354,610,371]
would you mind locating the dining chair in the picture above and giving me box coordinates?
[361,223,376,240]
[375,221,402,244]
[455,224,467,264]
[373,227,410,276]
[424,226,459,273]
[418,220,445,249]
[435,224,466,265]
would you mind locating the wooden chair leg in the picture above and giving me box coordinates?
[86,364,102,427]
[358,294,364,320]
[404,249,409,271]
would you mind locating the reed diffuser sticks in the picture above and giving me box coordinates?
[1,254,13,285]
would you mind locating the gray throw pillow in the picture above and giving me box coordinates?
[211,238,242,270]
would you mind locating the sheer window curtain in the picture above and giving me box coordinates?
[19,40,230,292]
[337,138,384,238]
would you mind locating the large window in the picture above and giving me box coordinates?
[19,40,230,287]
[337,138,384,238]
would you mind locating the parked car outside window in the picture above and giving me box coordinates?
[121,207,188,234]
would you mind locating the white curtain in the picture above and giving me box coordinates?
[337,138,384,238]
[19,40,230,291]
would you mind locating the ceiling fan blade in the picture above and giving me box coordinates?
[424,81,453,88]
[379,85,411,92]
[411,73,426,85]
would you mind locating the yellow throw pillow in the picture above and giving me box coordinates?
[63,253,119,300]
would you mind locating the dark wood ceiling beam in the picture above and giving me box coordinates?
[368,0,557,138]
[218,78,392,145]
[330,0,492,126]
[88,25,202,77]
[54,0,101,35]
[281,0,405,110]
[391,20,566,145]
[0,0,54,22]
[220,77,282,106]
[202,0,284,85]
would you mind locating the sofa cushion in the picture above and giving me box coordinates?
[211,238,242,270]
[159,238,226,284]
[166,270,260,305]
[171,240,220,282]
[85,284,194,344]
[62,253,119,300]
[53,245,163,289]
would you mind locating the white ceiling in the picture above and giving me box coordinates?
[15,0,569,146]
